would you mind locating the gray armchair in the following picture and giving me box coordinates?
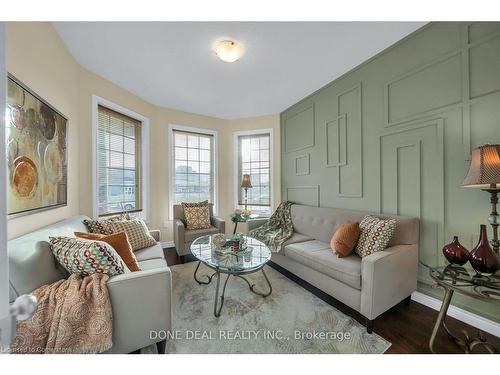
[173,203,225,261]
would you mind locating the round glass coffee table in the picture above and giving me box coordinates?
[190,235,272,317]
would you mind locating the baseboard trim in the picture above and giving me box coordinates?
[161,241,175,249]
[411,291,500,338]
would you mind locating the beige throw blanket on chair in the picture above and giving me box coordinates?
[11,273,113,354]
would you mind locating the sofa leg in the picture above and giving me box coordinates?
[404,295,412,306]
[156,339,166,354]
[366,319,374,334]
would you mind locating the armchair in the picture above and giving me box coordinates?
[173,203,226,261]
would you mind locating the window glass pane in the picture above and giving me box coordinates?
[187,135,198,148]
[124,137,135,154]
[175,147,187,160]
[175,133,187,147]
[124,154,135,169]
[200,149,210,162]
[187,148,198,161]
[199,137,210,149]
[199,162,210,173]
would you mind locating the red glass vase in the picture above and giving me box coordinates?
[469,225,499,275]
[442,236,469,265]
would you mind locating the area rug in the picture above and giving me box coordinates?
[166,262,391,354]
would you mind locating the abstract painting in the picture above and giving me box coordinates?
[6,75,68,216]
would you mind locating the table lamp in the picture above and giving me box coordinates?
[462,144,500,254]
[241,174,252,211]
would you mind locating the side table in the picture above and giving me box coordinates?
[230,214,259,234]
[427,264,500,353]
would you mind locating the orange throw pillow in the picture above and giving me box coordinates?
[330,221,360,258]
[75,231,141,272]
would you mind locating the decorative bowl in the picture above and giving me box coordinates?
[211,233,226,249]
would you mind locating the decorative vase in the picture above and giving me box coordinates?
[211,233,226,249]
[469,225,499,275]
[442,236,469,265]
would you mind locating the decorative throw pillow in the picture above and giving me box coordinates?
[182,202,211,230]
[75,231,141,272]
[330,221,360,257]
[355,215,396,258]
[182,200,209,208]
[83,216,120,235]
[109,219,157,251]
[49,236,126,277]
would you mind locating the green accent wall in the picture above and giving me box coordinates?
[280,22,500,322]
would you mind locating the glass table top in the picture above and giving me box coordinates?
[424,263,500,302]
[190,235,271,273]
[230,214,259,223]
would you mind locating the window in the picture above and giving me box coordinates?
[97,105,142,216]
[172,128,215,206]
[235,130,273,215]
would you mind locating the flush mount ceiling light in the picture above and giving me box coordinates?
[213,40,244,63]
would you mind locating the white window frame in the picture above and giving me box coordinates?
[91,95,150,222]
[168,124,219,220]
[233,128,274,217]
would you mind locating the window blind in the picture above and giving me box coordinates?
[97,105,142,216]
[173,129,214,205]
[237,133,271,210]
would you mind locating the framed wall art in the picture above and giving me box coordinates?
[6,74,68,217]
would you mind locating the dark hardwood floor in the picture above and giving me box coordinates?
[163,247,500,354]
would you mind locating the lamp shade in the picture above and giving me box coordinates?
[462,144,500,189]
[241,174,252,188]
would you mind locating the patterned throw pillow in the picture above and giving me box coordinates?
[355,215,396,258]
[182,202,211,230]
[83,216,120,235]
[109,219,157,251]
[49,236,126,277]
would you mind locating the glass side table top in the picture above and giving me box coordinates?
[190,235,271,273]
[230,213,259,223]
[426,263,500,302]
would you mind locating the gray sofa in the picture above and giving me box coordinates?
[247,204,419,332]
[173,203,225,260]
[8,215,172,354]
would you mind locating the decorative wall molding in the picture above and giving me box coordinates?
[412,291,500,337]
[380,118,445,282]
[384,50,463,127]
[283,104,315,153]
[325,114,347,168]
[337,83,363,198]
[295,153,310,176]
[285,185,320,207]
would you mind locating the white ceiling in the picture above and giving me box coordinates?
[53,22,426,119]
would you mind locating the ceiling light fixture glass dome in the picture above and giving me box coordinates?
[214,40,244,63]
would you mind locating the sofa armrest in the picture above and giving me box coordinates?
[106,266,172,353]
[149,229,161,242]
[211,216,226,233]
[247,218,269,232]
[174,219,186,256]
[360,244,418,320]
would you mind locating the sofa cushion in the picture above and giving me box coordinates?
[282,232,312,247]
[330,221,360,257]
[184,226,220,243]
[355,215,396,258]
[284,240,362,290]
[109,219,157,251]
[134,243,165,261]
[49,236,127,277]
[182,203,211,230]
